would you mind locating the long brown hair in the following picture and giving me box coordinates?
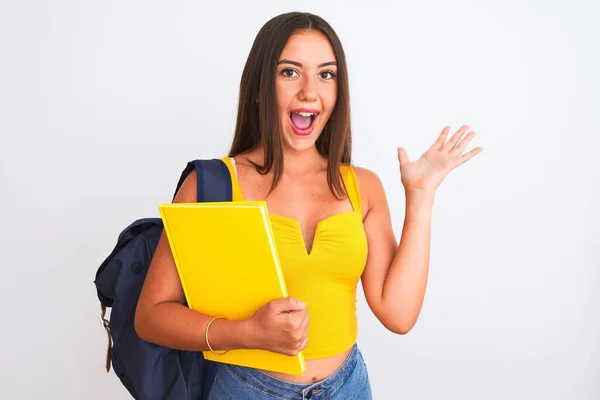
[228,12,352,199]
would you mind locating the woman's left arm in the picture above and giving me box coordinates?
[358,125,483,334]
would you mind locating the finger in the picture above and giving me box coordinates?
[273,297,306,314]
[443,125,469,152]
[299,312,310,333]
[302,319,309,340]
[298,336,309,351]
[289,309,309,331]
[451,131,476,155]
[430,126,450,150]
[457,146,484,166]
[397,147,409,166]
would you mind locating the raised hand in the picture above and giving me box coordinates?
[397,125,483,192]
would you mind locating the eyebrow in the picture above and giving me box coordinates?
[278,59,337,68]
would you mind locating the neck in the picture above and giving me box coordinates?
[281,145,326,175]
[238,144,327,176]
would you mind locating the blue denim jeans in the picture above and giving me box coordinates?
[207,344,372,399]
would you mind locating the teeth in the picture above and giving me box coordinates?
[297,112,315,117]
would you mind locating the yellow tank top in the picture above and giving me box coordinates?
[221,157,368,359]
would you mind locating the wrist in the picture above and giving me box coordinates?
[402,189,434,224]
[405,188,435,207]
[236,318,256,350]
[205,318,251,351]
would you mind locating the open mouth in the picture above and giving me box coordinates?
[289,111,319,135]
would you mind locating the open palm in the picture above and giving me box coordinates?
[398,125,483,192]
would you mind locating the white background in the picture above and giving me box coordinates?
[1,1,598,399]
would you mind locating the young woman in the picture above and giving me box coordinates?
[135,11,482,399]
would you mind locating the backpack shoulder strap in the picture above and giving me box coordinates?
[172,159,232,202]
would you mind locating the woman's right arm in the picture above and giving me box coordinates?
[134,170,247,352]
[134,170,309,355]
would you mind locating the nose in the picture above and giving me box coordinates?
[298,76,317,103]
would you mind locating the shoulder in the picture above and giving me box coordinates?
[351,165,381,186]
[173,169,198,203]
[173,156,230,203]
[174,156,246,203]
[347,164,387,213]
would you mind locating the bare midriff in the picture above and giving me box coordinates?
[259,347,353,384]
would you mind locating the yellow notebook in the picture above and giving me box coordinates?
[159,201,306,376]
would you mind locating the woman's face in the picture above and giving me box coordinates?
[275,29,338,154]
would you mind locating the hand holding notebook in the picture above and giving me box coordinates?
[242,296,309,356]
[159,201,307,375]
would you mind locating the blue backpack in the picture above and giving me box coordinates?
[94,159,232,400]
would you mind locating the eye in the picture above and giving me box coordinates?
[281,68,298,78]
[320,70,336,80]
